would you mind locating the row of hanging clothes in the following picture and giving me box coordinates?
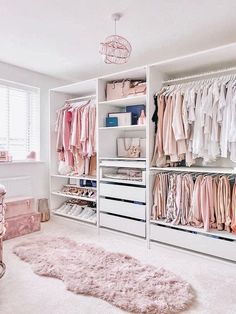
[152,172,236,234]
[152,73,236,167]
[55,97,96,176]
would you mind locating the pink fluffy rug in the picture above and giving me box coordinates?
[13,236,194,313]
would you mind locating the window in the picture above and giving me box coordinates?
[0,80,40,161]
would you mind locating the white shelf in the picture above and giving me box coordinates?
[150,166,236,174]
[100,178,145,186]
[51,192,96,202]
[51,174,97,181]
[150,220,236,241]
[52,210,97,225]
[99,125,146,131]
[63,184,96,191]
[51,78,96,96]
[99,94,146,107]
[100,159,146,169]
[99,157,146,161]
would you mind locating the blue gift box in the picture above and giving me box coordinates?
[126,105,145,125]
[106,117,118,127]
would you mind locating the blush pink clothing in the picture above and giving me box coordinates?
[152,95,166,167]
[163,96,178,162]
[190,175,204,228]
[231,181,236,234]
[55,99,96,175]
[152,172,235,236]
[200,176,213,231]
[152,77,236,166]
[172,92,187,156]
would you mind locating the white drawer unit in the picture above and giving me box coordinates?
[150,224,236,262]
[100,213,146,237]
[100,198,146,220]
[100,183,146,202]
[100,159,146,169]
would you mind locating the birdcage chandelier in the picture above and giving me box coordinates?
[99,13,132,64]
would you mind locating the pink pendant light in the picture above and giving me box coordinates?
[99,13,132,64]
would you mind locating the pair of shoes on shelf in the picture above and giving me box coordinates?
[88,190,96,198]
[55,204,66,212]
[55,203,72,213]
[55,202,97,221]
[79,207,95,219]
[89,212,97,222]
[60,185,96,199]
[80,189,96,198]
[68,204,85,216]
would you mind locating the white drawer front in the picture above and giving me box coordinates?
[100,159,146,169]
[100,198,146,220]
[150,224,236,262]
[100,183,146,202]
[100,213,146,237]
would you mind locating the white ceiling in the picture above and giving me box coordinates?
[1,0,236,81]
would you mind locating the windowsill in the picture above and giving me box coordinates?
[0,160,45,165]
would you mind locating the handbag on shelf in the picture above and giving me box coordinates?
[106,80,131,100]
[117,138,141,158]
[128,81,146,96]
[140,138,146,158]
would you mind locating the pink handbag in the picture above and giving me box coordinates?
[106,80,131,100]
[128,81,146,96]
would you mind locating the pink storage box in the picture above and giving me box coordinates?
[5,197,34,219]
[3,212,41,241]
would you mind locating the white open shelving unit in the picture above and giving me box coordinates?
[49,43,236,261]
[49,79,98,226]
[97,66,147,238]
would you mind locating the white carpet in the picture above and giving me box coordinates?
[0,216,236,314]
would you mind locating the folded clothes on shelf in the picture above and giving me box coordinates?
[103,168,143,181]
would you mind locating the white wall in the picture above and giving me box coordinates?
[0,61,69,203]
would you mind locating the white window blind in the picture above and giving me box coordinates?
[0,82,40,161]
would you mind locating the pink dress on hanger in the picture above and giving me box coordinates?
[163,96,178,162]
[172,91,187,156]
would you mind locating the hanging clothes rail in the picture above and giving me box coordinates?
[55,96,97,177]
[152,171,236,235]
[162,66,236,84]
[152,65,236,168]
[66,94,96,102]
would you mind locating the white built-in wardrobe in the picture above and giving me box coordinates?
[49,43,236,262]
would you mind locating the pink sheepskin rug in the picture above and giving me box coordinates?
[13,236,194,313]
